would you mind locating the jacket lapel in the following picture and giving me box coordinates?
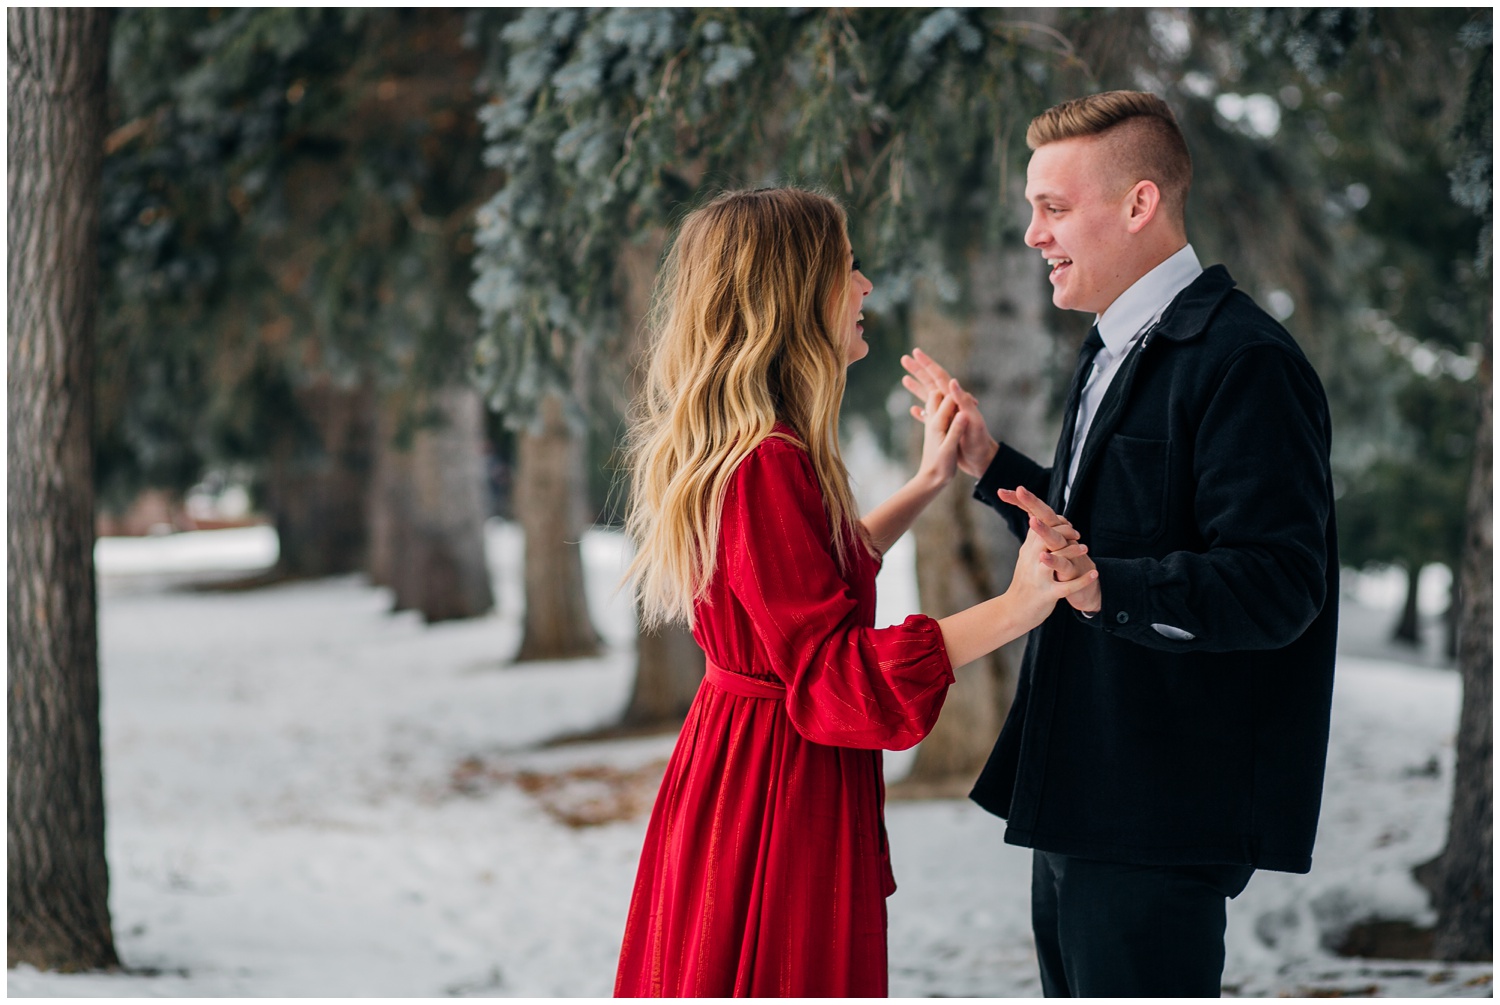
[1064,327,1155,517]
[1045,420,1073,510]
[1058,265,1241,517]
[1061,266,1241,517]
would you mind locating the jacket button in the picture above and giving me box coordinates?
[1115,611,1130,624]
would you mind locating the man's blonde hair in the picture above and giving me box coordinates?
[1027,90,1192,223]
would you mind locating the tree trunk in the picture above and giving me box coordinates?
[1392,562,1423,646]
[1419,334,1492,961]
[7,7,120,972]
[369,384,494,622]
[367,395,413,595]
[1444,572,1460,663]
[265,377,375,579]
[622,627,706,727]
[898,244,1055,794]
[515,391,602,661]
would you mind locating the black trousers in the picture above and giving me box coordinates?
[1031,850,1254,998]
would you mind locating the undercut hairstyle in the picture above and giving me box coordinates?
[1027,90,1192,225]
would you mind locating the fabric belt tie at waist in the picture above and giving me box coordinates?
[704,659,786,701]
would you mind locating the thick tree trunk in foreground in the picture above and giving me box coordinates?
[7,7,120,971]
[265,378,375,579]
[899,247,1053,794]
[369,384,494,622]
[1420,337,1492,961]
[515,391,602,661]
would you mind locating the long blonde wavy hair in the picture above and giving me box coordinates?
[623,188,868,630]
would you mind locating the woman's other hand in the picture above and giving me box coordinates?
[915,386,966,489]
[998,485,1103,615]
[1010,526,1099,627]
[901,349,999,479]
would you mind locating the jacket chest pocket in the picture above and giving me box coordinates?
[1089,434,1169,541]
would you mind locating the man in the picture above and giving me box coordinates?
[903,90,1338,996]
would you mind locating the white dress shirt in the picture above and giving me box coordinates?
[1065,243,1203,641]
[1064,243,1203,504]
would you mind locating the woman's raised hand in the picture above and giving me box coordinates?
[915,385,966,488]
[857,379,967,556]
[901,349,998,479]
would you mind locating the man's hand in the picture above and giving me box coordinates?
[900,348,998,479]
[998,485,1103,615]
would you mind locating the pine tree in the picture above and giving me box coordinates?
[102,9,496,621]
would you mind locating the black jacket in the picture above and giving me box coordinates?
[970,265,1338,874]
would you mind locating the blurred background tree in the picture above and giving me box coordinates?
[1207,9,1485,652]
[1207,6,1491,962]
[101,7,496,620]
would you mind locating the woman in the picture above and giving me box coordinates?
[614,188,1095,997]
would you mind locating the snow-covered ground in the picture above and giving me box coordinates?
[8,515,1492,998]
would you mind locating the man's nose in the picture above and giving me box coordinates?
[1024,211,1045,249]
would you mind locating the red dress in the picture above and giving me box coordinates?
[614,431,955,998]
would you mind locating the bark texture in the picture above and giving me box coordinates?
[7,6,120,971]
[622,627,707,727]
[1421,338,1493,961]
[899,245,1055,793]
[368,384,494,622]
[515,391,602,661]
[265,378,375,579]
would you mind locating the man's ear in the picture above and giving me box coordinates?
[1124,180,1161,234]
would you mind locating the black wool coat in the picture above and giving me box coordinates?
[970,264,1338,874]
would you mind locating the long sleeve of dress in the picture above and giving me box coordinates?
[720,438,954,751]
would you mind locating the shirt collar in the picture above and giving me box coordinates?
[1094,244,1203,354]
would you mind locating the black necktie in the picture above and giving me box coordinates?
[1047,324,1106,508]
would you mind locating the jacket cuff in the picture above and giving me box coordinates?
[1072,606,1104,628]
[972,443,1042,514]
[1084,556,1145,635]
[1085,556,1202,650]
